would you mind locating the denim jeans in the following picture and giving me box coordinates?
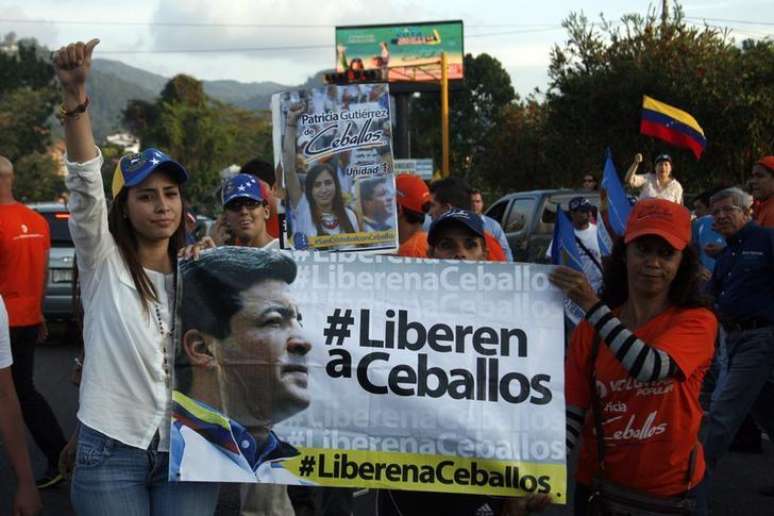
[71,424,220,516]
[703,326,774,468]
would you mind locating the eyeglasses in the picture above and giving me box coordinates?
[225,198,264,211]
[710,206,741,217]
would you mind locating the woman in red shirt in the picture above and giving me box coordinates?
[550,199,716,515]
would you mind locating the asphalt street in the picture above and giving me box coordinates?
[1,330,773,515]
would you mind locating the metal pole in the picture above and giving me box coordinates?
[393,93,411,159]
[440,52,449,177]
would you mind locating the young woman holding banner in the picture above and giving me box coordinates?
[550,199,715,516]
[53,39,219,515]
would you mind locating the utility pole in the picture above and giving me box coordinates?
[661,0,669,32]
[440,52,449,177]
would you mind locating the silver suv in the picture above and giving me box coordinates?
[27,202,75,322]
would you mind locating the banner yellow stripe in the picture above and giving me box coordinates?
[283,448,567,504]
[642,95,704,137]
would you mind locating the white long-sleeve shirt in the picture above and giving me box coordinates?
[66,149,174,451]
[628,172,684,205]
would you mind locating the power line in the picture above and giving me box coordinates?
[0,17,561,29]
[684,16,774,27]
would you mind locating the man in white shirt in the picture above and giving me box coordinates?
[0,295,42,515]
[546,197,604,294]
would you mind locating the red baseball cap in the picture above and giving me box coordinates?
[624,199,691,251]
[395,174,430,214]
[757,156,774,174]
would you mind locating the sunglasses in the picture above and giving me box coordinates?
[225,198,264,211]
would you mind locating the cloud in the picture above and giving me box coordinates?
[0,6,59,49]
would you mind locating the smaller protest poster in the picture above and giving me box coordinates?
[271,84,398,253]
[170,247,566,503]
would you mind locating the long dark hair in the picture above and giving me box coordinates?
[107,170,186,311]
[600,237,708,309]
[304,164,355,235]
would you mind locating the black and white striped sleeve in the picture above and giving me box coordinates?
[566,405,586,453]
[585,302,678,382]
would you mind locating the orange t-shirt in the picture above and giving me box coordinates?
[484,233,506,262]
[398,231,429,258]
[565,306,716,496]
[0,203,50,327]
[755,196,774,228]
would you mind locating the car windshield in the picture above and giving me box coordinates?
[40,211,73,247]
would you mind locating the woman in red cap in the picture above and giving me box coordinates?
[550,199,715,515]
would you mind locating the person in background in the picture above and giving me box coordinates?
[625,153,684,205]
[427,177,511,262]
[581,173,598,192]
[546,196,603,294]
[702,188,774,496]
[691,189,725,277]
[750,155,774,228]
[54,38,219,515]
[239,158,281,239]
[0,294,42,515]
[395,174,430,258]
[221,174,279,249]
[552,199,715,515]
[0,154,68,489]
[470,189,485,215]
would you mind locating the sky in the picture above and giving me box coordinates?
[1,0,772,97]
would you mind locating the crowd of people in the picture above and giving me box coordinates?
[0,37,773,516]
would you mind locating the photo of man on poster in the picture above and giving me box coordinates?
[170,247,313,484]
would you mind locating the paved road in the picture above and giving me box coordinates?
[2,333,773,515]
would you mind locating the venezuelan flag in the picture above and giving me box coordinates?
[640,95,707,159]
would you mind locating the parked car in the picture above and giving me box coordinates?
[484,189,601,263]
[27,202,76,322]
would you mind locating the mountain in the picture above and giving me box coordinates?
[84,59,329,141]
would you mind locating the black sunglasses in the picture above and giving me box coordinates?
[225,198,264,211]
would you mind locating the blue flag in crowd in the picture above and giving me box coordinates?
[601,148,632,236]
[550,209,584,271]
[597,217,613,257]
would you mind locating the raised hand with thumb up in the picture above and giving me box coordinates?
[53,39,99,97]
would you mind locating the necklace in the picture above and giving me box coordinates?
[320,211,340,230]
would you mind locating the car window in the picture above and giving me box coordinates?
[538,193,600,233]
[503,198,536,233]
[40,212,73,247]
[485,200,508,226]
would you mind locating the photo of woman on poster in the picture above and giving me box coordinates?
[273,84,398,252]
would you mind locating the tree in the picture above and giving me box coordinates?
[124,74,274,213]
[541,4,774,192]
[12,152,64,203]
[410,53,516,183]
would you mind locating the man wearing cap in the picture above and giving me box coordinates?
[751,156,774,228]
[0,154,68,489]
[702,187,774,478]
[625,152,684,205]
[395,174,430,258]
[427,177,511,261]
[546,196,604,294]
[427,209,488,261]
[221,173,279,249]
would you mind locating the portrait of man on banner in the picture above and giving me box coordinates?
[170,246,314,484]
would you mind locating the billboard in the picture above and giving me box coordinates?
[335,21,464,83]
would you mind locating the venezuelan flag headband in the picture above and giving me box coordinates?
[112,148,189,198]
[640,95,707,160]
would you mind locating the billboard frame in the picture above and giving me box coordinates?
[334,19,465,93]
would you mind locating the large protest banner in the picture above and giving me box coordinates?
[171,247,566,502]
[271,84,398,253]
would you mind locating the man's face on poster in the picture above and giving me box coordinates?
[215,279,311,427]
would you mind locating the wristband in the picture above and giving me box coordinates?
[57,96,90,122]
